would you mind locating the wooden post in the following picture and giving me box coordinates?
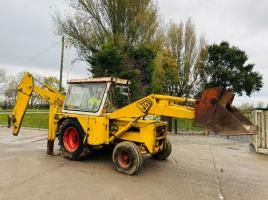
[174,119,178,134]
[204,129,209,136]
[59,36,65,92]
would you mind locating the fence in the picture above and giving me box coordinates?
[124,110,268,143]
[223,135,252,143]
[171,118,203,134]
[251,110,268,154]
[171,118,253,142]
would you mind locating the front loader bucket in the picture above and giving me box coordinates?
[194,87,257,135]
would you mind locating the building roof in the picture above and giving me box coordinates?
[67,77,129,85]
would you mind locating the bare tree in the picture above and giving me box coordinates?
[3,72,49,108]
[239,103,254,119]
[0,68,6,83]
[4,74,19,107]
[0,68,7,95]
[0,68,7,106]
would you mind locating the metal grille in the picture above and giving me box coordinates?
[156,126,166,138]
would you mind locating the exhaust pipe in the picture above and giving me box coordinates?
[194,87,257,135]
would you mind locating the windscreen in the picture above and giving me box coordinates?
[64,83,106,113]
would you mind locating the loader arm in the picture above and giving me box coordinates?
[109,88,257,136]
[8,73,65,136]
[109,94,196,120]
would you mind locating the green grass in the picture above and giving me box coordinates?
[0,108,48,113]
[0,112,49,129]
[0,109,199,131]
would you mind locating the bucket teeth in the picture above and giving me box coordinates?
[194,87,257,135]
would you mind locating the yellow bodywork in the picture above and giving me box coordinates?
[9,72,195,156]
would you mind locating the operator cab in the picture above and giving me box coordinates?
[63,77,130,115]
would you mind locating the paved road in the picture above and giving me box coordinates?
[0,127,268,200]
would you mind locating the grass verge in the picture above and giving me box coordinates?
[0,112,49,129]
[0,109,200,131]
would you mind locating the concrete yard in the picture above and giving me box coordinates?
[1,127,268,200]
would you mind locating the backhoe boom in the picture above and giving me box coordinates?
[8,73,65,138]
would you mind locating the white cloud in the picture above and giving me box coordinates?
[158,0,268,102]
[0,0,267,105]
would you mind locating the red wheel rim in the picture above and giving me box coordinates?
[118,150,131,168]
[63,127,80,152]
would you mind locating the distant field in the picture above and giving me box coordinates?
[0,110,49,129]
[0,109,200,131]
[0,108,48,113]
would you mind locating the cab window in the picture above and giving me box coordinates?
[103,84,130,113]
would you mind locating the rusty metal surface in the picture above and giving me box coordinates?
[68,77,129,85]
[194,87,257,135]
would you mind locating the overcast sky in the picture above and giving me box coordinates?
[0,0,267,106]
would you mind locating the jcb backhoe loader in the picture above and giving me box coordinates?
[8,73,256,175]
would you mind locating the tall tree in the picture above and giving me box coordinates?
[55,0,159,100]
[164,19,208,97]
[204,41,263,96]
[90,43,156,100]
[55,0,158,66]
[152,49,179,95]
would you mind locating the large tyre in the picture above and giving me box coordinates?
[58,119,87,160]
[152,139,172,160]
[112,141,143,175]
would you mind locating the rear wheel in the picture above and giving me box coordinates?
[112,141,143,175]
[152,139,172,160]
[58,119,87,160]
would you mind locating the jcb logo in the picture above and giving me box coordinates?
[137,98,153,113]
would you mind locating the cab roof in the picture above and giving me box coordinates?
[68,77,129,85]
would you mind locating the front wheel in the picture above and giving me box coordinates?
[152,139,172,160]
[112,141,143,175]
[58,119,87,160]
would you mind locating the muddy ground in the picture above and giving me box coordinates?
[0,127,268,200]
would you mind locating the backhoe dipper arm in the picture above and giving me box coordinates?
[109,94,195,120]
[8,73,65,136]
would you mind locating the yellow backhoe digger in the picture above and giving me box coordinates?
[8,72,256,175]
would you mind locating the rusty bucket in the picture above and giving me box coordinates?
[194,87,257,135]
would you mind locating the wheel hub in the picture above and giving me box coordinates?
[63,127,80,152]
[118,150,131,168]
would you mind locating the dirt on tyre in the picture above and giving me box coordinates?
[112,141,143,175]
[58,118,87,160]
[152,139,172,160]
